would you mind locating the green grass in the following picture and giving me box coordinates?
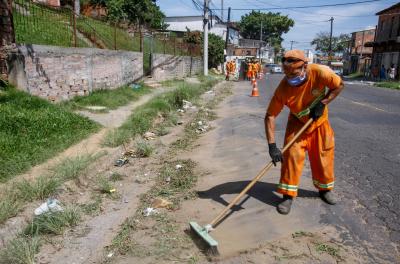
[375,81,400,90]
[0,195,21,224]
[135,141,154,157]
[51,153,104,181]
[102,76,220,147]
[61,85,151,111]
[96,176,115,194]
[0,86,100,182]
[14,176,60,202]
[315,243,340,257]
[13,1,88,47]
[24,206,81,236]
[0,236,40,264]
[346,72,364,79]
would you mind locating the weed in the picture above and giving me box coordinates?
[81,195,103,216]
[97,176,115,194]
[109,172,124,181]
[102,129,131,147]
[24,206,81,236]
[14,176,60,202]
[0,195,21,224]
[155,125,169,136]
[52,153,103,181]
[0,236,40,264]
[292,231,314,238]
[135,141,154,158]
[315,243,340,257]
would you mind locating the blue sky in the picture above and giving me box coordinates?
[158,0,399,51]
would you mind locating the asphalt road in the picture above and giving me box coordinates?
[257,73,400,263]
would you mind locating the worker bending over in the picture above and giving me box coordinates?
[264,50,344,214]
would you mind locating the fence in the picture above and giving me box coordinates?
[12,0,201,57]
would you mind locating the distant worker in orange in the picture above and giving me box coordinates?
[225,60,232,80]
[246,60,253,81]
[264,50,344,214]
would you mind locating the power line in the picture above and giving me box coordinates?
[210,0,386,11]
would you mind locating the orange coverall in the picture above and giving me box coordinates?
[267,64,342,197]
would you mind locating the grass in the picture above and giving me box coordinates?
[102,76,220,147]
[14,176,60,202]
[0,86,100,182]
[0,196,21,224]
[61,84,151,112]
[315,243,340,257]
[109,172,124,182]
[81,195,103,216]
[0,236,40,264]
[51,153,104,181]
[97,176,115,194]
[135,141,154,157]
[375,81,400,90]
[346,72,364,79]
[24,206,81,236]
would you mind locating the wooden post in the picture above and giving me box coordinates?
[72,4,77,47]
[0,0,16,81]
[114,22,117,50]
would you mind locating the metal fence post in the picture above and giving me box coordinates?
[173,37,176,56]
[114,22,117,50]
[72,6,77,47]
[163,38,166,54]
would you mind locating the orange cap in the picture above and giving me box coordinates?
[282,49,308,74]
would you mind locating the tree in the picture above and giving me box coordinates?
[311,32,351,56]
[121,0,167,30]
[207,33,224,68]
[238,11,294,48]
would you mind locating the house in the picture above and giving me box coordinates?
[368,2,400,78]
[165,15,239,44]
[227,39,275,62]
[347,28,375,74]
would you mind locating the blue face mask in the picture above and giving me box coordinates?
[287,68,307,86]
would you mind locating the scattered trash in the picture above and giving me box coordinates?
[165,176,171,183]
[177,109,185,113]
[123,149,135,157]
[152,198,173,209]
[177,120,184,125]
[197,121,203,126]
[130,83,141,90]
[107,252,114,258]
[205,90,214,94]
[84,106,107,111]
[34,198,63,216]
[182,100,193,109]
[144,131,156,140]
[114,157,128,167]
[109,188,116,193]
[143,207,158,217]
[175,164,183,170]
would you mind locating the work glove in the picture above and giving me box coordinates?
[309,101,326,120]
[268,143,283,166]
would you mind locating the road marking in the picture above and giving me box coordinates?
[338,96,394,114]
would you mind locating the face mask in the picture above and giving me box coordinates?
[287,67,307,86]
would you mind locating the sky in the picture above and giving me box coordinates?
[157,0,399,51]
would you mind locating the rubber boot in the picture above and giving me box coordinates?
[319,190,337,205]
[277,195,293,215]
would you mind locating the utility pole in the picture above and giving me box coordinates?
[224,7,231,63]
[289,40,297,50]
[203,0,209,76]
[328,17,334,65]
[259,21,263,63]
[221,0,223,22]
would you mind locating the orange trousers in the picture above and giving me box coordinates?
[278,118,335,197]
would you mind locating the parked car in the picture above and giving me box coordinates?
[266,64,282,74]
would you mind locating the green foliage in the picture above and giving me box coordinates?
[119,0,167,29]
[239,11,294,48]
[208,33,225,68]
[14,176,60,202]
[311,32,351,55]
[375,81,400,90]
[135,141,154,157]
[24,206,81,236]
[0,236,40,264]
[0,87,99,182]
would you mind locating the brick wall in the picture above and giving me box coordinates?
[7,44,143,101]
[151,53,202,81]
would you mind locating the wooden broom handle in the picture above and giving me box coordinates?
[210,118,313,227]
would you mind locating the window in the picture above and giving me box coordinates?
[246,50,251,56]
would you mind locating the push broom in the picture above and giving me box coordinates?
[189,118,314,253]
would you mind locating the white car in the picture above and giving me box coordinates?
[267,64,282,74]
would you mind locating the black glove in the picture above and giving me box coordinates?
[268,143,283,166]
[309,101,326,120]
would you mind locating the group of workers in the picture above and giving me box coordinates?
[244,59,262,80]
[225,60,237,81]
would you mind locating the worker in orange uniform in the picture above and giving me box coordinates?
[246,60,253,81]
[225,60,231,80]
[264,50,344,214]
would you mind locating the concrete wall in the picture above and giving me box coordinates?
[151,53,202,81]
[7,44,143,101]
